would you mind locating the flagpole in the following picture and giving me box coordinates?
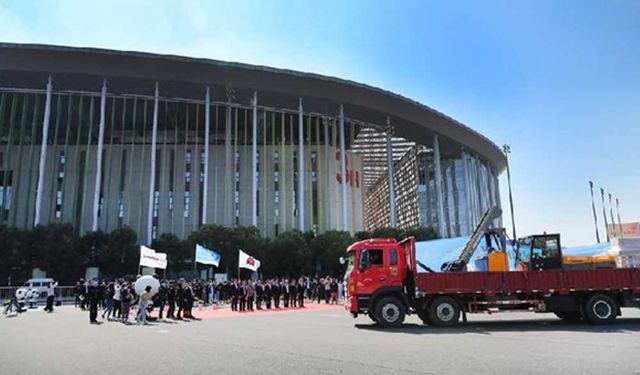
[600,187,609,242]
[616,198,623,238]
[589,181,600,243]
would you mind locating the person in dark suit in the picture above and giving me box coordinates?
[238,281,246,312]
[282,280,290,308]
[87,280,100,324]
[231,281,239,311]
[297,278,305,308]
[263,281,272,309]
[166,283,176,319]
[290,279,297,308]
[255,281,264,310]
[272,280,281,308]
[176,282,185,320]
[184,284,194,318]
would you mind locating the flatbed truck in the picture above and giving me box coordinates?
[344,236,640,327]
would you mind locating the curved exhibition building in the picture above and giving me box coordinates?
[0,43,506,244]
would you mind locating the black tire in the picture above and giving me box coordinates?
[428,296,461,327]
[417,308,432,325]
[374,296,406,328]
[554,311,583,323]
[368,311,378,323]
[583,294,618,325]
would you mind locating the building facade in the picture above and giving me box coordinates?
[365,147,502,237]
[0,43,506,244]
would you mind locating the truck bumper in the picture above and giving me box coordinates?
[346,295,358,317]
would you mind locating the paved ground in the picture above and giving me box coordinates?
[1,304,640,375]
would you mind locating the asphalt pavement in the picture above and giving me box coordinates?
[1,304,639,375]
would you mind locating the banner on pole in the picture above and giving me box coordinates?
[139,245,167,269]
[238,249,260,272]
[195,244,221,267]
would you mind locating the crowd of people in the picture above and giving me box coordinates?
[72,276,344,325]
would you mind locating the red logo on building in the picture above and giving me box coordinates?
[336,151,359,188]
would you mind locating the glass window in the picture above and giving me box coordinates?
[532,237,560,260]
[360,249,384,269]
[390,249,398,266]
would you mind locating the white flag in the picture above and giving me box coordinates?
[139,246,168,270]
[238,249,260,272]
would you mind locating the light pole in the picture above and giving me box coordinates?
[502,144,517,242]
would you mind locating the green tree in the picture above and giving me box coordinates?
[263,230,312,278]
[370,227,405,240]
[0,226,27,285]
[105,227,139,276]
[310,230,354,277]
[27,223,82,284]
[153,232,189,274]
[404,226,439,241]
[354,226,439,242]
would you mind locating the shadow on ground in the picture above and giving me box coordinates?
[355,318,640,335]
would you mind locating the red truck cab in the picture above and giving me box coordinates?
[345,237,416,325]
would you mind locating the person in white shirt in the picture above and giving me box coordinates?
[136,286,153,325]
[44,281,58,313]
[112,281,122,319]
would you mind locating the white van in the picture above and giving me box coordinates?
[22,278,55,299]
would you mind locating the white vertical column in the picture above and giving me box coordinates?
[34,76,53,227]
[475,156,484,215]
[297,98,305,231]
[225,105,232,227]
[202,87,210,225]
[493,171,503,227]
[487,165,495,207]
[251,92,258,227]
[323,117,331,230]
[461,152,471,234]
[433,134,446,238]
[91,79,108,231]
[385,117,397,227]
[339,105,348,231]
[147,81,159,244]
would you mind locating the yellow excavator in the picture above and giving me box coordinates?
[514,233,616,271]
[443,207,617,272]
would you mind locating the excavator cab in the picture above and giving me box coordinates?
[516,234,563,271]
[516,234,617,271]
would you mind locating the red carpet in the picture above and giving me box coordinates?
[151,302,344,320]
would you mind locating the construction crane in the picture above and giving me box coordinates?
[441,206,503,272]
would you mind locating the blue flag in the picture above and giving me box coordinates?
[195,244,221,267]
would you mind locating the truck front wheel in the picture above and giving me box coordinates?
[584,294,618,325]
[374,296,405,328]
[428,296,461,327]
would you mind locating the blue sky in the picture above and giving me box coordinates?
[1,0,638,245]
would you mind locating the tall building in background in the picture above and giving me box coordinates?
[0,43,505,243]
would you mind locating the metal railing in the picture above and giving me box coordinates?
[0,286,77,305]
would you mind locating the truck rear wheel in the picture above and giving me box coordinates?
[374,296,405,328]
[428,296,461,327]
[584,294,618,325]
[554,311,583,323]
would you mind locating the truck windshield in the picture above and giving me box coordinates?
[345,252,355,278]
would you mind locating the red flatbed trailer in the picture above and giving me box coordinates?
[415,269,640,296]
[344,237,640,327]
